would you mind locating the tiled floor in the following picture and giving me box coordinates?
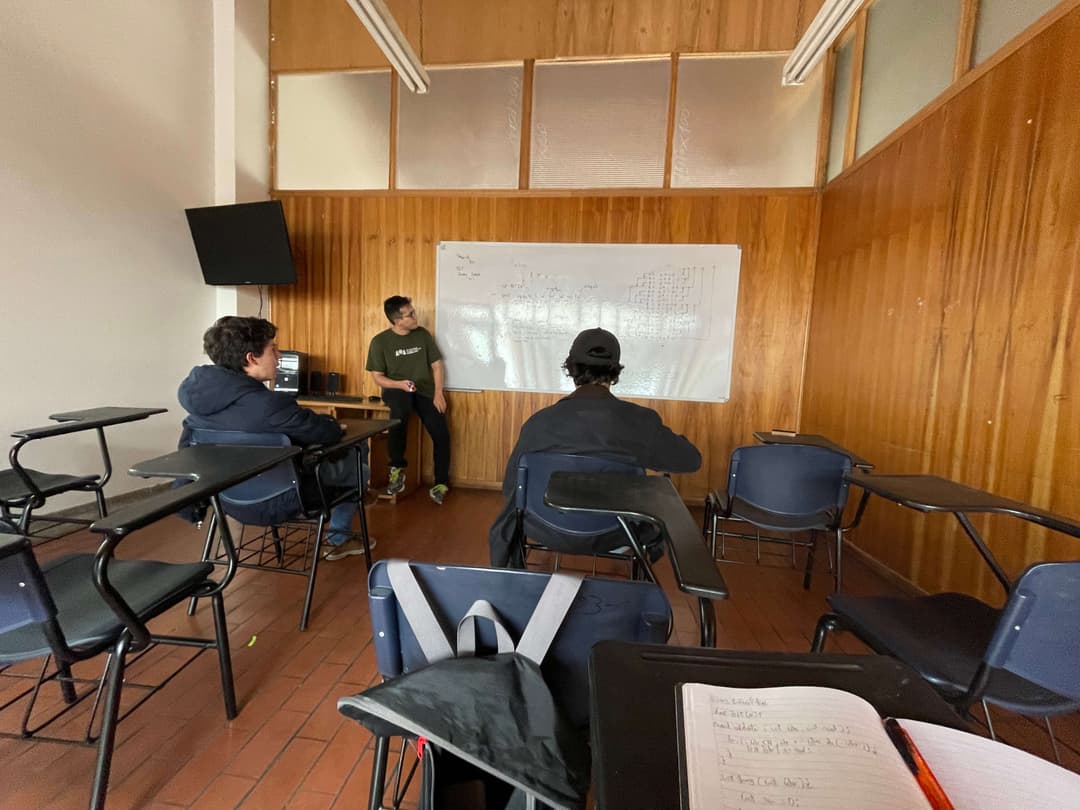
[1,489,1076,808]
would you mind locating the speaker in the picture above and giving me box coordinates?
[326,372,341,397]
[308,370,324,396]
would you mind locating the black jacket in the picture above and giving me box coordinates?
[178,365,343,448]
[488,384,702,567]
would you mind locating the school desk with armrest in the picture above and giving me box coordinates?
[546,472,728,648]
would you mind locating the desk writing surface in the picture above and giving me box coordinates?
[589,643,965,810]
[49,407,168,424]
[845,471,1080,538]
[753,430,874,470]
[546,472,728,600]
[93,445,300,536]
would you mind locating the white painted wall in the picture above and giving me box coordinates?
[0,1,230,508]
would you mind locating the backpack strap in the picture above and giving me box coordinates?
[515,572,583,665]
[386,560,455,664]
[456,600,516,656]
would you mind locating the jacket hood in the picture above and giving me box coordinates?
[178,365,263,417]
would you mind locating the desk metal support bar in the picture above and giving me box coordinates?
[954,512,1011,594]
[698,598,716,647]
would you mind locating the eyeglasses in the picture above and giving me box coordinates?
[401,310,417,319]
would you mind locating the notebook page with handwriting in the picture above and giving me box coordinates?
[899,719,1080,810]
[681,684,929,810]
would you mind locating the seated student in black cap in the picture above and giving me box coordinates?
[488,327,702,568]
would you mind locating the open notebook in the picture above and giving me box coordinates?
[679,683,1080,810]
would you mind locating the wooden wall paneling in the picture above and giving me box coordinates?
[954,0,979,81]
[272,0,824,71]
[803,6,1080,601]
[270,0,421,72]
[518,60,535,189]
[272,192,819,498]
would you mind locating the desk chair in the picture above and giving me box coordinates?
[514,452,660,579]
[705,444,852,591]
[360,560,672,810]
[186,429,371,631]
[812,560,1080,762]
[0,533,236,810]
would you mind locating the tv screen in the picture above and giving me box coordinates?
[185,200,297,286]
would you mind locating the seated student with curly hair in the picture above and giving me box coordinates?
[177,316,373,560]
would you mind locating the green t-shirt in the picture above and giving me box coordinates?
[365,326,443,398]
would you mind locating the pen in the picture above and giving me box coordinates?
[884,718,955,810]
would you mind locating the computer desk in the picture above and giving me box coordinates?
[588,641,966,810]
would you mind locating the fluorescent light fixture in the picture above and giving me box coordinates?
[782,0,864,85]
[345,0,431,93]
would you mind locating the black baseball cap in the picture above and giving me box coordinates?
[568,328,621,365]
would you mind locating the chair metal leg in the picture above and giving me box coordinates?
[981,700,997,740]
[369,735,390,810]
[300,514,326,632]
[834,527,843,592]
[58,661,77,704]
[1045,716,1062,764]
[188,511,218,616]
[357,494,374,573]
[94,489,108,519]
[90,635,130,810]
[211,592,238,719]
[698,598,716,648]
[811,614,841,652]
[269,526,285,565]
[803,531,818,590]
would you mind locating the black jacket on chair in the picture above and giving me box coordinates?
[489,384,702,567]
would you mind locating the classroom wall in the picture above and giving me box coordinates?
[0,1,220,507]
[270,193,821,498]
[802,4,1080,602]
[269,0,826,71]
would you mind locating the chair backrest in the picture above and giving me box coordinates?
[188,429,300,511]
[727,444,852,519]
[0,535,60,644]
[516,452,645,539]
[367,560,671,727]
[983,561,1080,701]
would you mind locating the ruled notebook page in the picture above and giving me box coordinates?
[681,684,930,810]
[900,719,1080,810]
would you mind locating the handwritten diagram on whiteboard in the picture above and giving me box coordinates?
[434,241,742,402]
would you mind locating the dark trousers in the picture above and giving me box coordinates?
[381,389,451,486]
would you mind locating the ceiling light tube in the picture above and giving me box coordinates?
[345,0,431,93]
[782,0,864,86]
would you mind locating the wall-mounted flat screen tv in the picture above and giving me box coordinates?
[185,200,297,285]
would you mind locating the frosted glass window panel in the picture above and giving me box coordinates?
[531,59,670,188]
[671,55,822,188]
[827,36,855,182]
[856,0,961,158]
[397,65,523,189]
[973,0,1060,65]
[276,71,390,190]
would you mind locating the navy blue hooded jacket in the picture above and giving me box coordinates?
[178,365,343,449]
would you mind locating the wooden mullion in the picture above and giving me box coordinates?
[269,73,279,191]
[518,60,535,190]
[814,48,838,189]
[662,53,680,189]
[388,70,399,190]
[954,0,980,81]
[842,10,868,170]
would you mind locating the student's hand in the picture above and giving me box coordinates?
[434,391,447,413]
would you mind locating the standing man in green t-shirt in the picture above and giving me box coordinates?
[366,295,451,504]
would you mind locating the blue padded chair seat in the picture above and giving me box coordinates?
[726,496,835,532]
[0,554,214,662]
[827,592,1071,714]
[0,469,100,505]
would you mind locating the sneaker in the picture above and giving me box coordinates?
[429,484,449,505]
[323,536,377,561]
[387,466,406,495]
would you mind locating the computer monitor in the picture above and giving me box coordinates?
[185,200,297,286]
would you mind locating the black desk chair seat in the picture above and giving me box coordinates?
[0,469,101,505]
[813,561,1080,761]
[0,555,214,661]
[721,495,835,534]
[0,533,237,810]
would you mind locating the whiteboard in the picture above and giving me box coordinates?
[434,241,742,402]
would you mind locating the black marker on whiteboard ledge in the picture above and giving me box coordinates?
[405,380,416,392]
